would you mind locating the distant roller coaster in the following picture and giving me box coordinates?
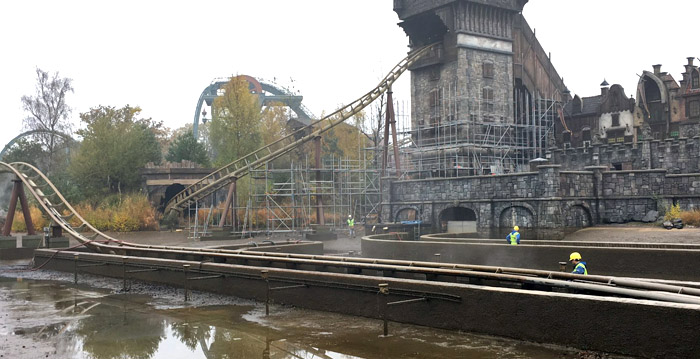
[192,75,316,139]
[0,129,74,160]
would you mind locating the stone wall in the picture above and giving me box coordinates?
[548,136,700,173]
[383,164,700,237]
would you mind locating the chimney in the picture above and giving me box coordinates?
[600,79,609,96]
[689,57,695,66]
[653,64,662,75]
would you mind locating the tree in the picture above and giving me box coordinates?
[165,129,210,167]
[70,105,163,198]
[210,76,262,166]
[321,112,368,161]
[21,68,74,174]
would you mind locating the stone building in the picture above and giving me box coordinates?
[634,58,700,140]
[393,0,569,176]
[558,82,635,149]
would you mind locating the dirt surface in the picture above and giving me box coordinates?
[562,223,700,244]
[94,223,700,249]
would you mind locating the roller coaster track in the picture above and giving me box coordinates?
[0,162,123,253]
[164,44,436,215]
[0,129,74,160]
[6,160,700,304]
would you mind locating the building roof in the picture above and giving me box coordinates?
[565,95,603,116]
[660,73,680,90]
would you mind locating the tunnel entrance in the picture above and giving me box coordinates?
[160,183,186,212]
[438,207,477,233]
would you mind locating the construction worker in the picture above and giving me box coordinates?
[347,215,355,238]
[569,252,588,275]
[506,225,520,245]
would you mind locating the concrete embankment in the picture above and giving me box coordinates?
[362,233,700,281]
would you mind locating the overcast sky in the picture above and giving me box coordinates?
[1,0,697,152]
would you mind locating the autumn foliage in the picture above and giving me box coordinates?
[10,193,158,233]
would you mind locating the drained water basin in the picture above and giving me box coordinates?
[0,264,627,359]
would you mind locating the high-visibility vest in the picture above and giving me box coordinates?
[509,231,519,245]
[574,262,588,275]
[347,218,354,227]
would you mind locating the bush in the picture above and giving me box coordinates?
[7,193,160,234]
[680,209,700,227]
[664,203,682,221]
[160,211,180,230]
[112,194,158,231]
[11,205,49,233]
[67,193,159,232]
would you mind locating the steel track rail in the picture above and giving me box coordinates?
[37,247,700,305]
[163,44,436,214]
[51,237,700,303]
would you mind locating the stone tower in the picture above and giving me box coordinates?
[394,0,568,175]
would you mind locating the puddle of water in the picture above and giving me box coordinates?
[0,267,626,359]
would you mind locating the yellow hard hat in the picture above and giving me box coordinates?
[513,226,519,231]
[569,252,582,261]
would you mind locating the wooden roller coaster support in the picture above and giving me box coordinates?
[388,88,402,175]
[218,178,237,229]
[314,136,325,225]
[2,176,35,236]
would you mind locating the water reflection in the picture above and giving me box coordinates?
[0,277,622,359]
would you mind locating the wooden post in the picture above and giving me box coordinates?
[2,177,35,236]
[381,94,391,177]
[218,178,237,228]
[387,89,402,175]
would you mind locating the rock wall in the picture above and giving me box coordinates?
[383,164,700,238]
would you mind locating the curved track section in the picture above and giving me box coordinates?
[168,44,436,215]
[0,162,123,253]
[0,130,74,160]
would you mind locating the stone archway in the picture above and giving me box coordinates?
[498,205,535,228]
[564,204,592,228]
[438,206,477,233]
[498,205,535,240]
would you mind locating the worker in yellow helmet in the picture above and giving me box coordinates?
[506,225,520,245]
[569,252,588,275]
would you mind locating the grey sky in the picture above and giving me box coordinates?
[0,0,697,152]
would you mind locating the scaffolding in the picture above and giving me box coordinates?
[388,84,558,178]
[228,151,381,236]
[191,86,557,236]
